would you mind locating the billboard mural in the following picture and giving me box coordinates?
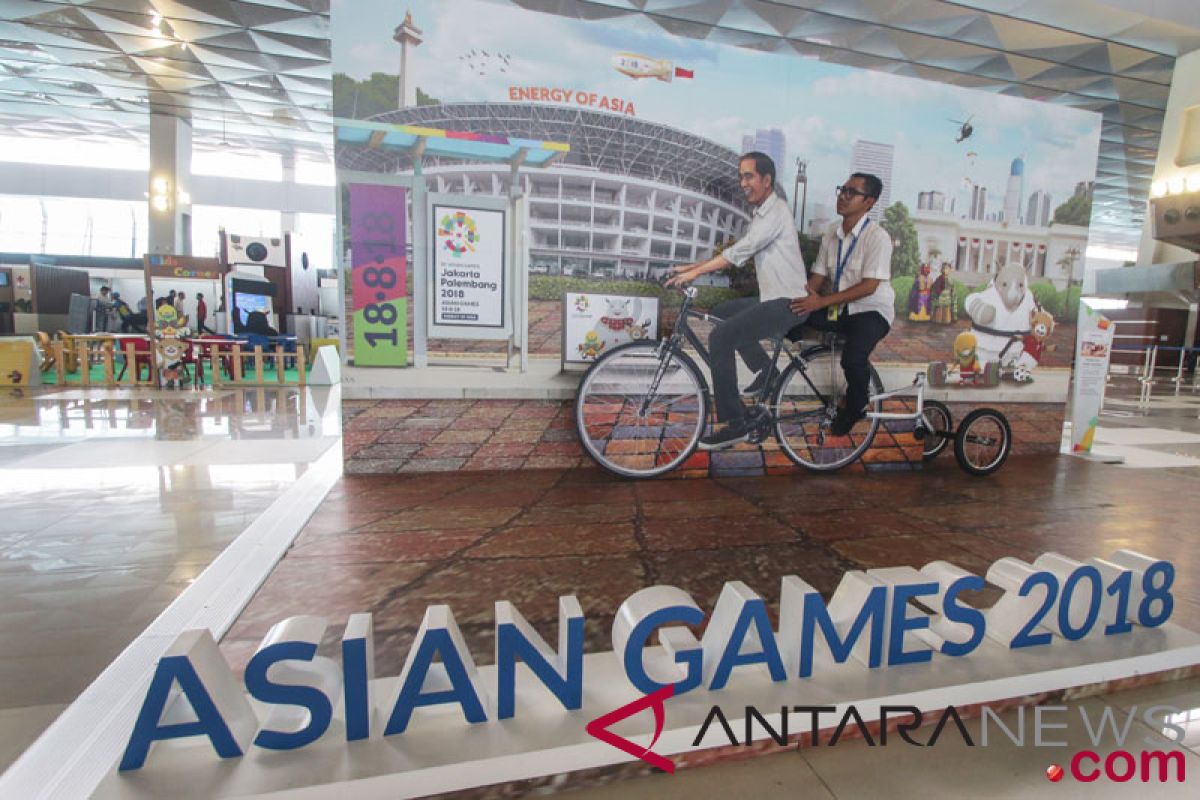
[333,0,1101,400]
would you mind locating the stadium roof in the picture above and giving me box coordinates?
[337,102,748,206]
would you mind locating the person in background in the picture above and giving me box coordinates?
[174,291,189,327]
[95,287,116,333]
[113,292,135,332]
[136,296,147,314]
[195,292,214,335]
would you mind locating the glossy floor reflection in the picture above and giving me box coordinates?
[0,385,340,772]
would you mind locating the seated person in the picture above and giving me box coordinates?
[666,151,810,449]
[790,172,895,435]
[245,310,278,337]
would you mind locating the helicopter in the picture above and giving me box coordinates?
[950,115,975,143]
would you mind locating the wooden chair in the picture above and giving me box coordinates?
[35,331,56,373]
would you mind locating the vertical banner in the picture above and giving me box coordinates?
[1069,302,1115,453]
[350,184,408,367]
[432,204,506,328]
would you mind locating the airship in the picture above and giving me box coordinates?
[612,52,694,82]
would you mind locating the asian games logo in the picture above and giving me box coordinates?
[437,211,479,258]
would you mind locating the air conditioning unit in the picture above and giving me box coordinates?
[227,234,287,268]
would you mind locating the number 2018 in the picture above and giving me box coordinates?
[1010,561,1174,648]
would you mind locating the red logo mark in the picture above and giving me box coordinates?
[586,684,676,773]
[1047,764,1064,782]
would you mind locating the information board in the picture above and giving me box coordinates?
[562,292,659,364]
[349,184,408,367]
[1069,302,1115,452]
[431,204,505,328]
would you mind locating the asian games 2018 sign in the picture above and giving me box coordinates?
[115,547,1192,795]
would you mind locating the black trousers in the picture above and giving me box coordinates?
[709,297,809,423]
[804,310,890,416]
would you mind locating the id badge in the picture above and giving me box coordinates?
[827,305,840,322]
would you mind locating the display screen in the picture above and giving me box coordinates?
[0,272,9,287]
[234,292,272,327]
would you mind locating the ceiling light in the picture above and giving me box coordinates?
[151,194,169,212]
[151,175,169,193]
[1150,181,1167,198]
[1187,174,1200,193]
[1168,176,1185,195]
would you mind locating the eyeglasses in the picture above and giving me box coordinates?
[836,185,873,199]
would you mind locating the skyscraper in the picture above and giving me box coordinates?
[1074,181,1094,199]
[849,140,894,221]
[1026,190,1053,227]
[970,185,988,221]
[1003,156,1024,224]
[741,128,785,173]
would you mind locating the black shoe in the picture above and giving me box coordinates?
[699,419,752,450]
[740,367,780,397]
[829,408,866,437]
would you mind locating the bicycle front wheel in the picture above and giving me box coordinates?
[772,346,882,471]
[575,341,709,478]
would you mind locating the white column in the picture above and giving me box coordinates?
[148,113,192,255]
[1138,49,1200,265]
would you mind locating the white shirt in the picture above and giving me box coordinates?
[812,216,895,325]
[721,192,808,303]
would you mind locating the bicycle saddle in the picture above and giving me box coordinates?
[784,324,845,346]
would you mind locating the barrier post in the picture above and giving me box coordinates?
[102,344,115,386]
[123,343,136,386]
[275,345,286,385]
[78,342,90,386]
[210,348,221,387]
[254,347,265,384]
[297,346,307,387]
[54,340,65,384]
[232,345,244,383]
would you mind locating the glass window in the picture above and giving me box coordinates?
[0,135,148,171]
[192,150,282,181]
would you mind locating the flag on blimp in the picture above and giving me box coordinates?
[612,52,694,82]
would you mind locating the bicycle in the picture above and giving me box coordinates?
[574,287,1012,479]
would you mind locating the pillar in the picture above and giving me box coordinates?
[148,113,193,255]
[1138,48,1200,266]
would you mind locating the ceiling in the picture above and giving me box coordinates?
[2,0,1199,246]
[0,0,330,158]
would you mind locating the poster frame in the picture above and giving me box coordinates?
[426,192,512,341]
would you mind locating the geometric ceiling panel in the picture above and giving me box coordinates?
[3,0,1199,248]
[514,0,1200,248]
[0,0,331,158]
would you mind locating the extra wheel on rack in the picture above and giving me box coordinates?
[772,345,883,471]
[918,400,953,459]
[574,341,709,479]
[953,408,1012,476]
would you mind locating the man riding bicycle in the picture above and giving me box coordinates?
[666,152,810,449]
[791,173,894,436]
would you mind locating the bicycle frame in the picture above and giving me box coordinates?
[865,371,929,421]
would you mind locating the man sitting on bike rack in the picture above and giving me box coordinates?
[666,151,811,449]
[791,173,895,436]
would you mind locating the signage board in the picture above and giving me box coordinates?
[1069,302,1116,452]
[562,292,660,365]
[103,548,1200,800]
[349,183,408,367]
[431,204,506,329]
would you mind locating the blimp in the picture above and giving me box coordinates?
[612,52,694,82]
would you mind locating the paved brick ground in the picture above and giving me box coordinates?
[343,397,1062,475]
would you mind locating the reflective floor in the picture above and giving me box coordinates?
[0,385,340,772]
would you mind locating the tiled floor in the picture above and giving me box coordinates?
[0,385,340,773]
[219,454,1200,683]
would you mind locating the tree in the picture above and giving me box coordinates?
[332,72,440,119]
[881,202,920,278]
[1052,194,1092,227]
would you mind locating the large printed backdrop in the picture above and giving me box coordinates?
[333,0,1102,400]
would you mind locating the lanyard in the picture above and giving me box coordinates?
[833,218,869,292]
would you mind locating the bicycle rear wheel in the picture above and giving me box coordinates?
[919,400,953,459]
[772,346,882,471]
[575,341,708,478]
[953,408,1011,476]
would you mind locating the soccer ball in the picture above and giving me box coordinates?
[1011,365,1032,384]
